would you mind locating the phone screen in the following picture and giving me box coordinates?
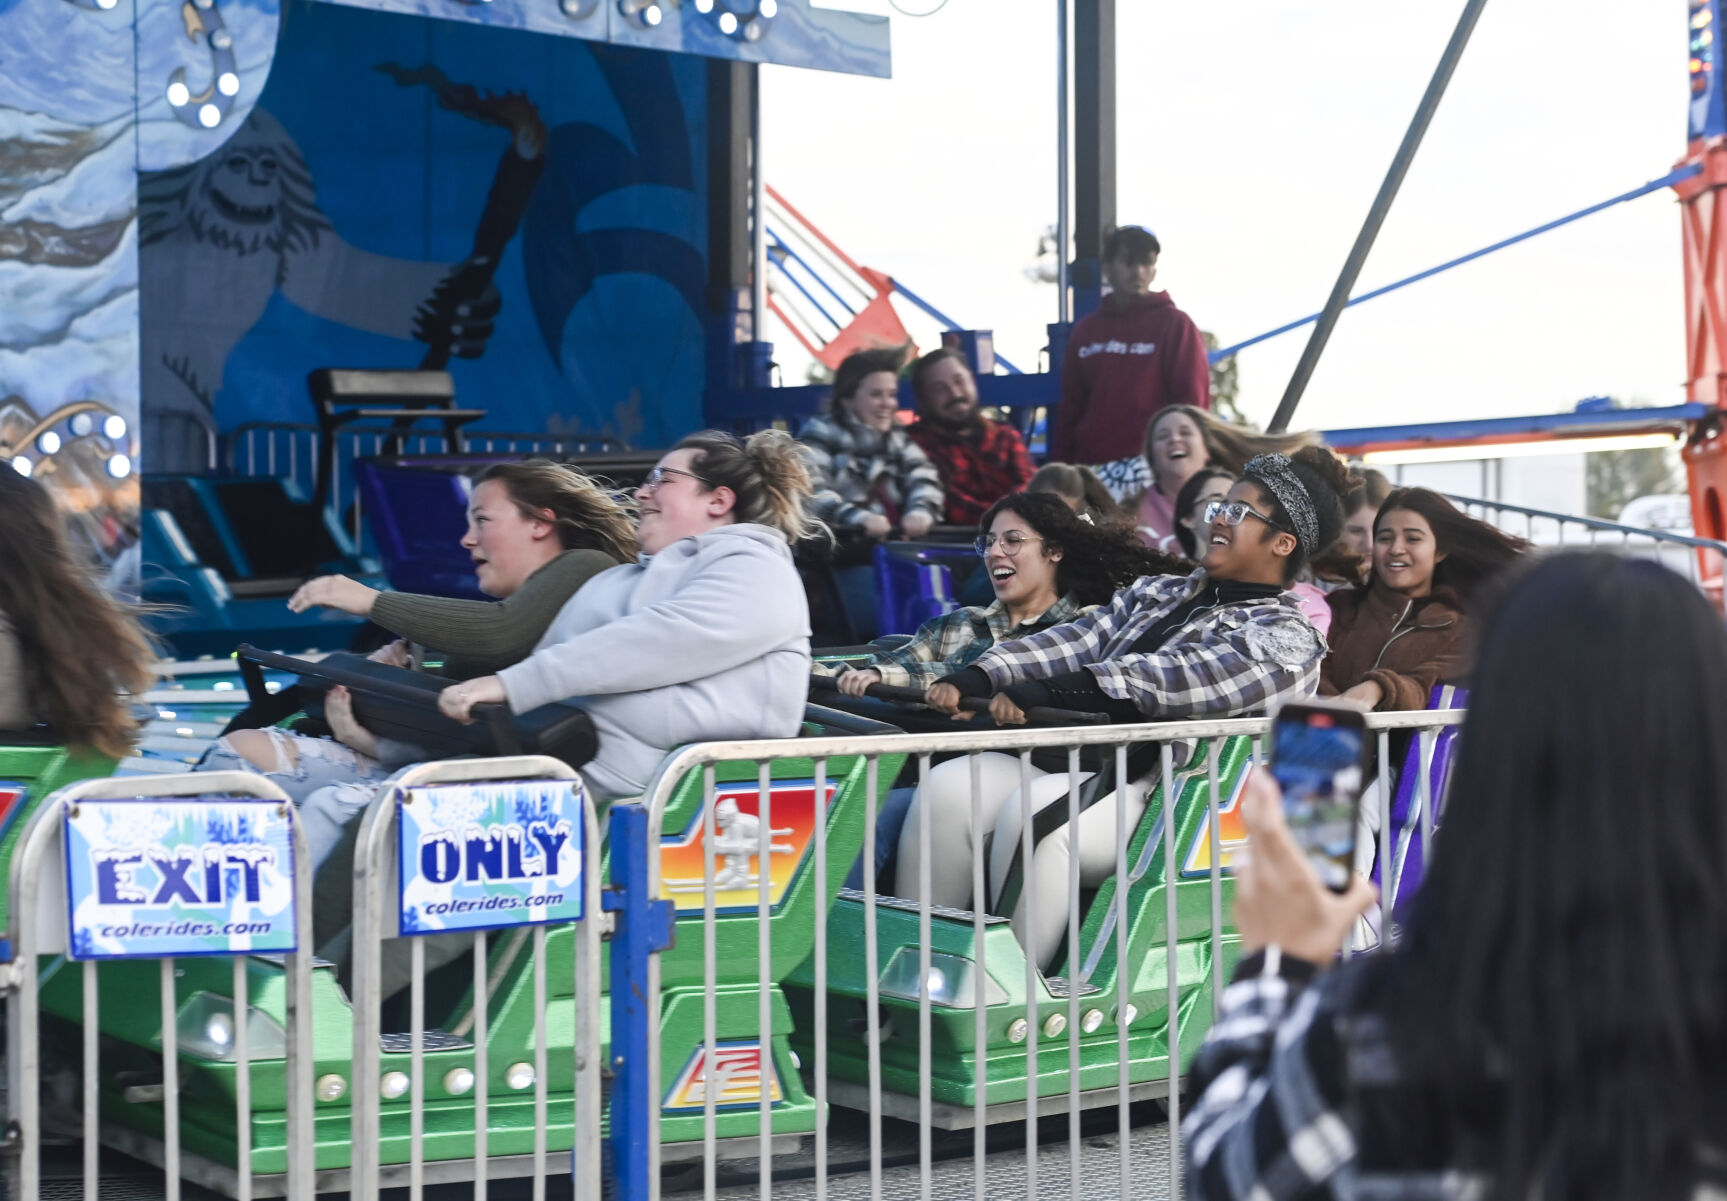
[1269,709,1365,891]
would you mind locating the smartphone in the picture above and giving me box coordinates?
[1268,700,1367,892]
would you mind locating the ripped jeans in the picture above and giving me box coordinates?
[198,729,395,869]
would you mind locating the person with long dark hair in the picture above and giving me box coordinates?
[1320,487,1526,710]
[829,492,1181,891]
[832,492,1181,694]
[1186,552,1727,1200]
[903,446,1353,967]
[0,468,156,758]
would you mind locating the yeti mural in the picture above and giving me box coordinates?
[139,7,716,461]
[139,104,516,472]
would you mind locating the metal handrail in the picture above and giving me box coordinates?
[1442,492,1727,554]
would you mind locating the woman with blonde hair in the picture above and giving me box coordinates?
[439,429,821,800]
[1092,405,1315,552]
[0,468,156,758]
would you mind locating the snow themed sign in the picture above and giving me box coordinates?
[64,799,298,960]
[397,780,585,936]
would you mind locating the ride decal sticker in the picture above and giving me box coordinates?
[1182,759,1252,879]
[0,783,27,842]
[397,779,585,935]
[662,1041,785,1113]
[659,779,838,915]
[63,798,298,960]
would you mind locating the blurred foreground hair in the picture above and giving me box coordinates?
[1372,552,1727,1201]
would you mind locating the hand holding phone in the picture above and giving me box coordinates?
[1268,700,1367,892]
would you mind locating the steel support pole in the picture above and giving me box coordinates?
[750,67,767,347]
[1056,0,1071,325]
[1072,0,1115,320]
[1267,0,1492,433]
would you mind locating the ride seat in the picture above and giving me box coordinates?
[872,542,982,636]
[354,460,485,598]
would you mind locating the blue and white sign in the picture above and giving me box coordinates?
[64,799,298,960]
[398,780,585,935]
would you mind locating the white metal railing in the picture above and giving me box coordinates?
[1445,493,1727,593]
[636,708,1466,1201]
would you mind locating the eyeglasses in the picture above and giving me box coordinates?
[1204,499,1292,534]
[974,532,1046,557]
[642,465,708,493]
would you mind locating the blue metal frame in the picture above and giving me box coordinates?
[1324,403,1712,452]
[605,802,676,1201]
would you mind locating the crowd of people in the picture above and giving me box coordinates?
[3,221,1722,1194]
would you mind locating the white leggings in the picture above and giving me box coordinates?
[896,753,1151,971]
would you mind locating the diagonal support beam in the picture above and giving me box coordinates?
[1267,0,1492,433]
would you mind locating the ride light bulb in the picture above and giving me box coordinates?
[505,1062,536,1090]
[380,1071,410,1100]
[641,2,661,24]
[444,1067,475,1096]
[11,457,32,477]
[718,11,737,33]
[36,431,60,455]
[315,1074,347,1102]
[1081,1008,1104,1034]
[1042,1013,1067,1039]
[204,1012,234,1049]
[759,0,776,15]
[198,104,221,128]
[217,72,239,96]
[1006,1018,1028,1044]
[103,414,127,440]
[695,0,712,9]
[166,81,190,107]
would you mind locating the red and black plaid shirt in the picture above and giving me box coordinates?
[906,417,1036,526]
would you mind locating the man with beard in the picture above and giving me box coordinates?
[906,348,1036,526]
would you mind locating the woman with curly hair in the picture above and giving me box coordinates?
[833,491,1183,890]
[832,491,1183,696]
[0,468,156,758]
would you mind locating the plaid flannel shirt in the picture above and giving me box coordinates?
[906,417,1037,526]
[970,569,1324,719]
[1186,954,1727,1200]
[866,594,1088,689]
[797,411,944,531]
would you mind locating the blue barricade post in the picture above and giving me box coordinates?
[604,802,676,1201]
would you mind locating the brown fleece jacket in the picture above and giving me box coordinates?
[1317,583,1466,711]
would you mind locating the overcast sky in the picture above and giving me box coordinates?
[767,0,1689,435]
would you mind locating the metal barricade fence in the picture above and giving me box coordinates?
[3,715,1462,1200]
[345,755,606,1200]
[632,708,1466,1201]
[5,770,316,1201]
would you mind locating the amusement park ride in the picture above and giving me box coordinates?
[2,2,1727,1197]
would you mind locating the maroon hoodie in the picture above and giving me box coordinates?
[1053,291,1210,464]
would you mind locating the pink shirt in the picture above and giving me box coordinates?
[1135,485,1180,554]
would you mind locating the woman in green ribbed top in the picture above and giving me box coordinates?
[202,461,636,798]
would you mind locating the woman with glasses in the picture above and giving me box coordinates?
[826,493,1180,891]
[798,347,945,637]
[901,446,1352,969]
[438,429,820,801]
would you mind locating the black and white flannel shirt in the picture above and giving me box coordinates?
[969,569,1325,719]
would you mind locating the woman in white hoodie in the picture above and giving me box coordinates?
[438,429,821,798]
